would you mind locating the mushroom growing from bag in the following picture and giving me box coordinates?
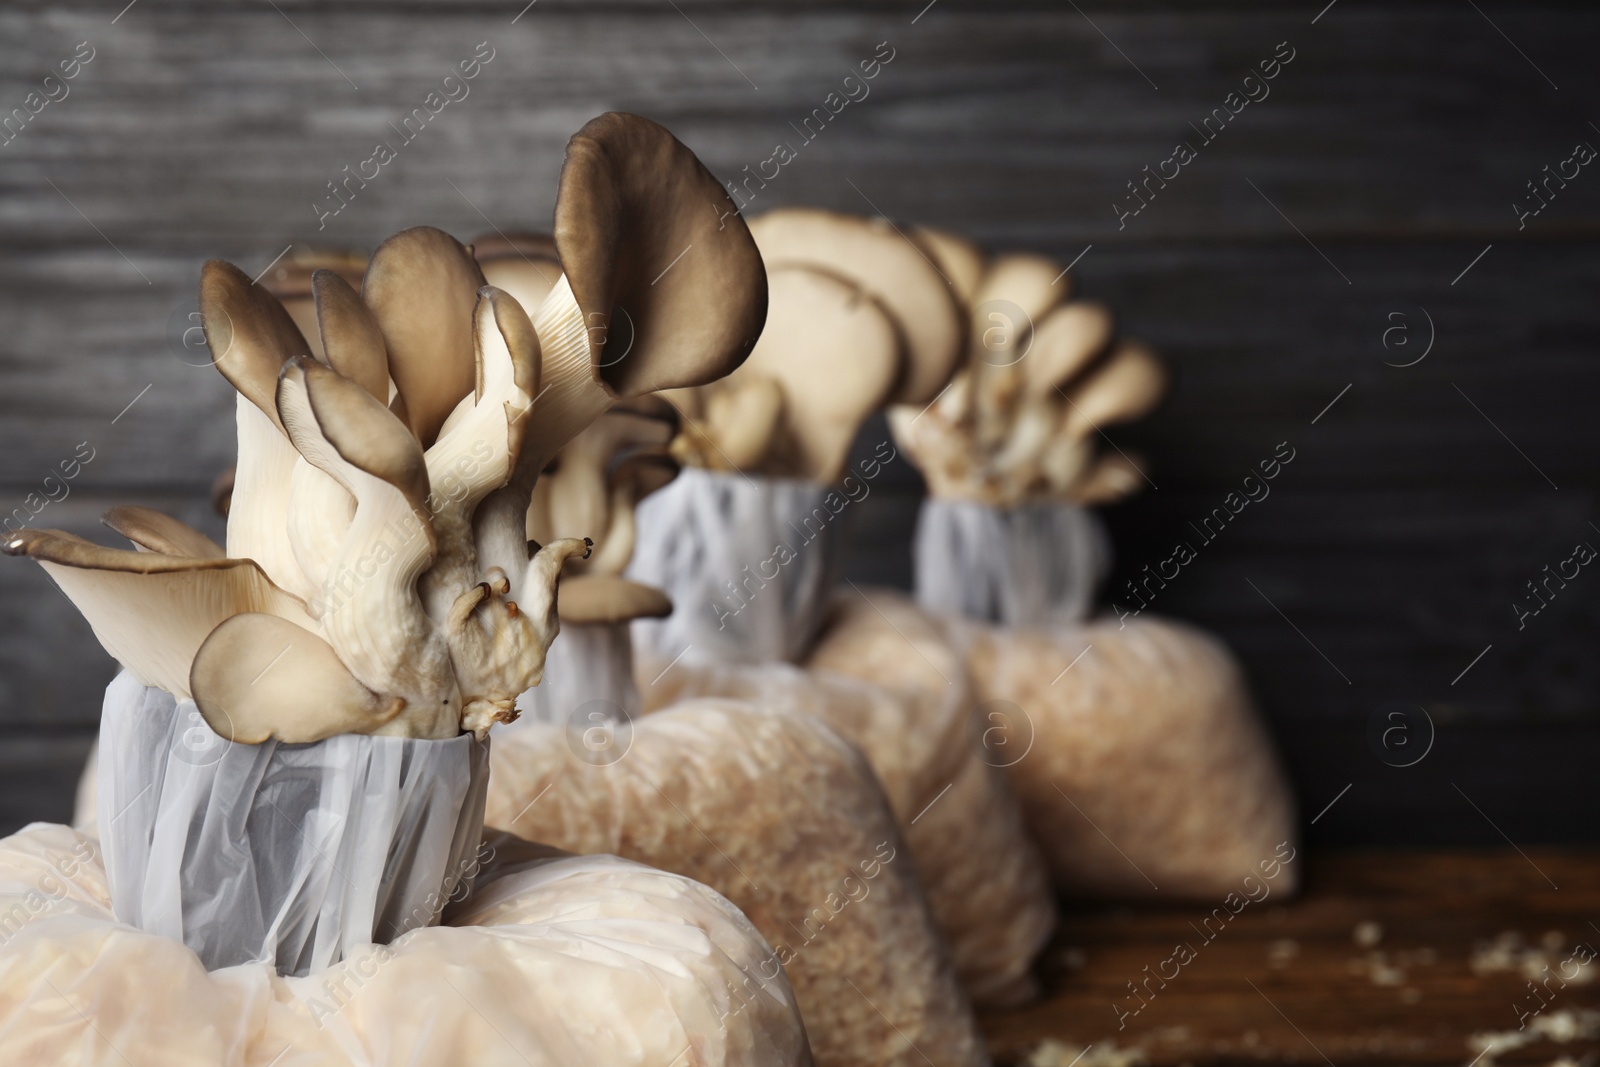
[490,406,991,1067]
[625,206,1059,1011]
[6,111,765,748]
[888,231,1301,900]
[0,111,814,1067]
[5,113,777,980]
[7,233,586,745]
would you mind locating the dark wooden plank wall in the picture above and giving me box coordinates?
[1,1,1596,843]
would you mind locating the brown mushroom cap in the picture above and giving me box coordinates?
[749,207,963,406]
[199,260,314,429]
[1,527,310,699]
[190,611,404,744]
[556,574,672,624]
[970,253,1068,333]
[102,506,224,559]
[722,263,903,483]
[527,402,678,576]
[1024,300,1115,397]
[1058,339,1168,439]
[554,112,767,398]
[277,356,433,520]
[312,269,390,402]
[361,226,487,448]
[913,225,987,310]
[261,248,368,359]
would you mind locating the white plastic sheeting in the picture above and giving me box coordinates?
[95,670,489,976]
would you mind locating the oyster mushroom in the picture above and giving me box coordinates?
[7,111,766,749]
[471,112,766,606]
[912,225,986,310]
[670,264,904,483]
[527,397,680,584]
[259,246,368,360]
[664,375,784,474]
[749,207,962,405]
[7,253,583,743]
[889,243,1167,508]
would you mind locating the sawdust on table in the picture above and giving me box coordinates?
[1467,1009,1600,1067]
[1025,1040,1147,1067]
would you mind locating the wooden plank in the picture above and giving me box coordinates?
[0,4,1597,257]
[981,849,1600,1067]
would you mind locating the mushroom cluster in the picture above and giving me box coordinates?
[0,112,828,1066]
[487,404,991,1067]
[6,112,764,748]
[621,206,1059,1013]
[869,228,1300,903]
[12,233,584,746]
[666,206,963,483]
[0,99,1304,1064]
[889,231,1168,507]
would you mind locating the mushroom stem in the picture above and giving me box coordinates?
[520,535,593,637]
[449,582,492,632]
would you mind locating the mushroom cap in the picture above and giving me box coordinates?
[556,574,672,624]
[199,260,314,430]
[260,248,368,359]
[361,226,487,448]
[190,611,404,744]
[749,207,963,406]
[913,225,986,310]
[970,253,1068,332]
[554,112,767,398]
[671,375,783,474]
[312,269,390,402]
[722,263,903,483]
[527,400,679,577]
[102,506,224,559]
[1025,300,1115,398]
[1059,339,1168,439]
[1,527,312,701]
[278,355,433,519]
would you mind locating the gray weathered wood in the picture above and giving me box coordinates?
[1,2,1597,839]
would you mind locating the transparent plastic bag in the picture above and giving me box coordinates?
[628,467,843,666]
[0,822,812,1066]
[915,497,1110,628]
[801,588,1056,1008]
[627,470,1055,1008]
[95,670,489,976]
[486,698,987,1067]
[916,499,1299,899]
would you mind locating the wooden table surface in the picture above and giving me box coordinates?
[981,850,1600,1067]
